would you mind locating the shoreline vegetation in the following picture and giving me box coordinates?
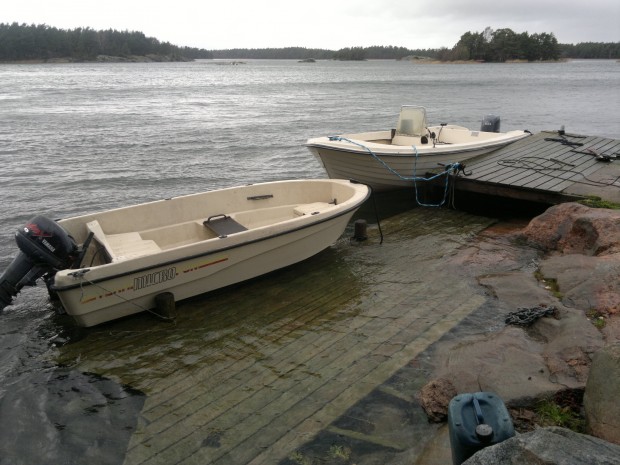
[3,56,601,66]
[1,23,618,64]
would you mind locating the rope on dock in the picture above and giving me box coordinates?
[498,157,620,188]
[328,136,467,207]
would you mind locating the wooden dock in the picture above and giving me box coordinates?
[445,130,620,205]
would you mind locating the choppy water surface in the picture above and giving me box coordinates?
[0,59,618,464]
[2,60,618,230]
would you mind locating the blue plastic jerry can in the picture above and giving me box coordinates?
[448,392,515,465]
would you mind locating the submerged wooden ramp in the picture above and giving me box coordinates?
[55,209,494,465]
[450,130,620,204]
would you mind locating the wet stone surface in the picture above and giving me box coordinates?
[0,368,144,465]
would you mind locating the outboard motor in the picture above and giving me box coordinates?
[0,216,77,311]
[481,115,501,133]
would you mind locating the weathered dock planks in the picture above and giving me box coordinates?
[450,131,620,204]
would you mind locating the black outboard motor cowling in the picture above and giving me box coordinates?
[0,216,77,311]
[481,115,501,133]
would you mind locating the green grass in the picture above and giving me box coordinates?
[536,399,585,432]
[534,270,563,299]
[578,197,620,210]
[586,309,607,329]
[288,451,311,465]
[329,444,351,460]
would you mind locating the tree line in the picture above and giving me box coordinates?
[445,27,561,61]
[1,23,618,62]
[450,28,619,61]
[330,45,439,60]
[211,47,333,60]
[211,45,439,61]
[0,23,213,61]
[560,42,620,59]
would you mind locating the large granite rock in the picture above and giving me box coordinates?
[540,253,620,315]
[535,306,605,386]
[433,319,604,405]
[521,203,620,315]
[433,204,620,406]
[416,206,620,460]
[584,343,620,445]
[462,427,620,465]
[519,202,620,256]
[433,299,603,404]
[434,326,560,405]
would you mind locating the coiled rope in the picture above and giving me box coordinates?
[328,136,467,207]
[505,305,557,326]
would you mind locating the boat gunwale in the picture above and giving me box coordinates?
[306,140,515,157]
[306,132,530,156]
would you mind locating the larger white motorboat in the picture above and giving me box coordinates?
[306,106,531,191]
[0,179,369,326]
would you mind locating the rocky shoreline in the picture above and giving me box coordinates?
[416,202,620,464]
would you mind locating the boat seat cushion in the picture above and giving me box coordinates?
[203,215,248,237]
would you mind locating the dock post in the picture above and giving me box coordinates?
[155,292,175,319]
[353,219,368,241]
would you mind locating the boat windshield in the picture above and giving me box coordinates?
[396,106,427,137]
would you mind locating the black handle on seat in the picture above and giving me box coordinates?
[206,214,228,223]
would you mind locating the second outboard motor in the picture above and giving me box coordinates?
[481,115,501,133]
[0,216,77,311]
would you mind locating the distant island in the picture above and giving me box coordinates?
[1,23,618,63]
[0,23,213,63]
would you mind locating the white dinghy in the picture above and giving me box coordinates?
[306,106,531,191]
[0,179,369,326]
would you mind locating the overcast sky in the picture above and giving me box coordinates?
[4,0,619,50]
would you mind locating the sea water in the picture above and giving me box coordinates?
[0,58,618,463]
